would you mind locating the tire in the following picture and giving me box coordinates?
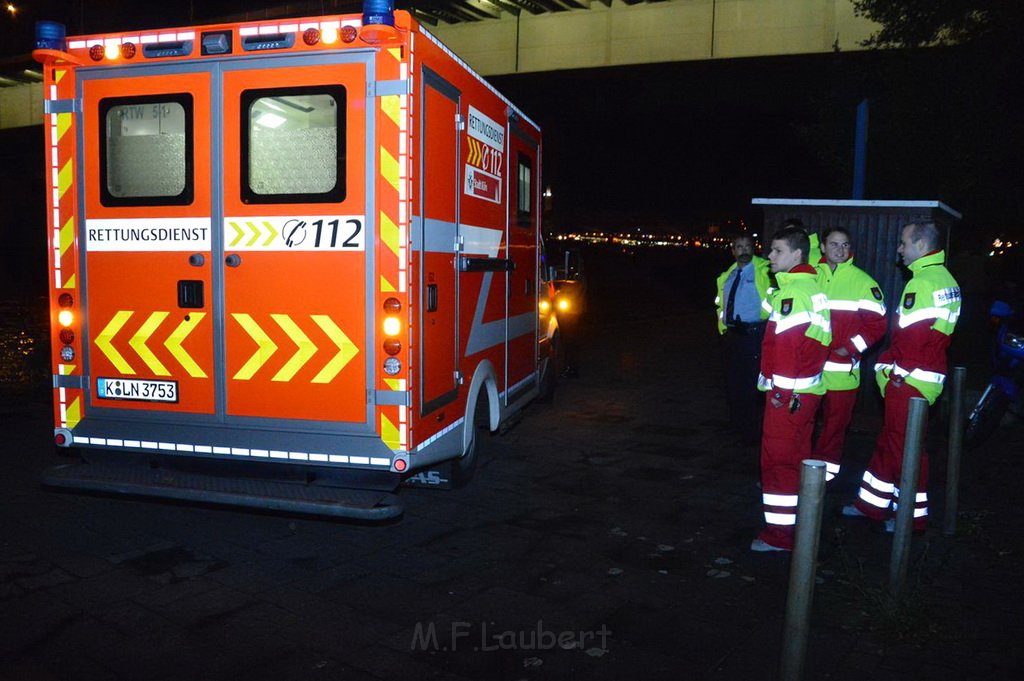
[965,385,1011,450]
[451,392,488,487]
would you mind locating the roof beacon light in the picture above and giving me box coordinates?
[362,0,396,27]
[34,21,66,51]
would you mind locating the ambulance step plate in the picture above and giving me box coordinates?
[43,462,403,520]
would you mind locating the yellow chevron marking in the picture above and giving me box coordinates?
[59,216,75,257]
[381,94,401,126]
[466,138,476,165]
[165,312,207,378]
[271,314,317,382]
[380,146,400,192]
[381,413,400,450]
[95,310,135,374]
[55,69,67,83]
[56,112,73,141]
[380,210,399,257]
[232,314,278,380]
[380,275,396,293]
[245,221,261,247]
[128,311,170,376]
[66,397,82,429]
[229,221,245,247]
[262,221,278,247]
[384,378,402,391]
[387,47,401,62]
[58,158,73,199]
[60,365,76,376]
[310,315,359,384]
[63,273,76,289]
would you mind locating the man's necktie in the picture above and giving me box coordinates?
[725,270,742,324]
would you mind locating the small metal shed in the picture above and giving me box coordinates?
[751,199,961,317]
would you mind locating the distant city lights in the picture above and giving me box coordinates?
[552,231,740,249]
[990,238,1016,257]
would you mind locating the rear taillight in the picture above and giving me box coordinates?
[381,297,403,370]
[57,292,76,361]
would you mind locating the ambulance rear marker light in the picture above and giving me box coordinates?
[383,357,401,375]
[383,338,401,356]
[341,26,358,43]
[302,28,321,46]
[383,316,401,336]
[120,42,137,59]
[88,44,104,61]
[59,328,75,345]
[60,345,75,361]
[104,43,119,60]
[57,310,73,327]
[383,297,401,314]
[58,293,73,308]
[393,457,408,473]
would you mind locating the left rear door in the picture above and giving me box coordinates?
[81,68,215,416]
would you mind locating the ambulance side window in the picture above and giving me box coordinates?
[516,154,532,227]
[100,94,194,206]
[241,85,346,204]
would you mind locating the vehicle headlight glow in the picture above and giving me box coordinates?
[1006,333,1024,350]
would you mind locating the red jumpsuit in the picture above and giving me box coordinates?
[852,251,961,530]
[757,264,831,550]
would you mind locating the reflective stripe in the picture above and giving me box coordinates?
[757,373,772,389]
[858,299,885,315]
[898,306,951,328]
[858,487,891,509]
[823,360,859,373]
[825,462,840,474]
[763,493,798,507]
[825,471,836,482]
[851,334,867,352]
[828,300,859,311]
[893,503,929,518]
[762,298,773,315]
[775,310,831,335]
[772,373,822,390]
[892,363,946,385]
[764,511,796,526]
[864,470,895,493]
[894,489,929,503]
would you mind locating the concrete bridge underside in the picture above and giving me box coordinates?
[0,0,879,129]
[426,0,879,76]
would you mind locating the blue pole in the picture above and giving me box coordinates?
[852,99,869,199]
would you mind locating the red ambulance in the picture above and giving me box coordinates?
[33,3,555,519]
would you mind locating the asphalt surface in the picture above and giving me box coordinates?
[2,248,1023,681]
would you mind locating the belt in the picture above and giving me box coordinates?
[726,321,766,335]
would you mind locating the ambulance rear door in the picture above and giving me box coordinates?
[79,52,376,433]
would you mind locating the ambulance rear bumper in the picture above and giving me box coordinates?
[43,456,403,520]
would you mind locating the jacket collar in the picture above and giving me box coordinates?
[909,250,945,273]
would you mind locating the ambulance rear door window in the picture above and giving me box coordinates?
[100,93,194,206]
[241,86,346,204]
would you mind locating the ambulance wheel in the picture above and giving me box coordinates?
[452,393,489,487]
[536,332,561,404]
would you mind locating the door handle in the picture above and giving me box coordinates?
[225,254,242,267]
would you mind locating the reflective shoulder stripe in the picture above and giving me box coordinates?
[773,310,812,333]
[772,373,822,390]
[851,334,868,352]
[828,300,860,312]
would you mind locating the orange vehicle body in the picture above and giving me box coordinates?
[35,10,554,514]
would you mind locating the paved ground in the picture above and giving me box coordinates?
[2,250,1023,681]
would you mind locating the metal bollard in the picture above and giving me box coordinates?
[889,397,928,598]
[944,367,967,536]
[780,459,827,681]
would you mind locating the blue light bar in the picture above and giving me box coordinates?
[35,21,67,51]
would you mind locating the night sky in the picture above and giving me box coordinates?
[3,1,1021,242]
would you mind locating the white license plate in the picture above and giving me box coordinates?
[97,378,178,403]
